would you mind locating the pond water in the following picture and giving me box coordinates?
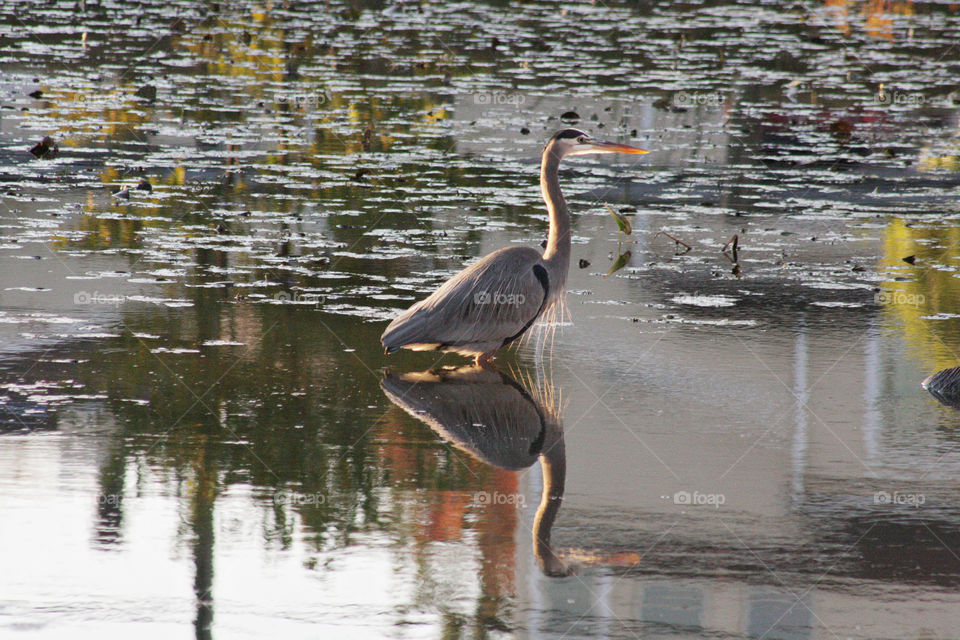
[2,0,960,638]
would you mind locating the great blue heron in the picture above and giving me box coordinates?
[381,129,649,364]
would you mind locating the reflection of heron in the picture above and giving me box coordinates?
[381,364,569,576]
[381,130,648,365]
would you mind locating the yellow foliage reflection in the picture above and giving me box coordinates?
[880,217,960,370]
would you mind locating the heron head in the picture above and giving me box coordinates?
[549,128,649,157]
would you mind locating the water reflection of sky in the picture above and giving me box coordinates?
[2,0,960,638]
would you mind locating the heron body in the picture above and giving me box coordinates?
[381,129,648,364]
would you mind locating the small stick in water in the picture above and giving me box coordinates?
[655,231,692,254]
[721,234,740,277]
[722,234,738,261]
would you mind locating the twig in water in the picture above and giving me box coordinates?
[655,231,692,255]
[721,234,739,262]
[721,234,741,277]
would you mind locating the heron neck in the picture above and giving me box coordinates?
[540,146,570,272]
[533,424,566,574]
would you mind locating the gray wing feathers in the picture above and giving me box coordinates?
[380,367,545,469]
[381,246,547,352]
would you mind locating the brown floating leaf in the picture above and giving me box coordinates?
[135,84,157,101]
[29,136,58,159]
[903,255,916,264]
[361,124,374,152]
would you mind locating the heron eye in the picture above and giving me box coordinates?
[577,136,586,144]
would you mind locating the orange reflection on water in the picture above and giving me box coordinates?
[823,0,915,40]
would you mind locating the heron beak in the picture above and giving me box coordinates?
[588,139,650,154]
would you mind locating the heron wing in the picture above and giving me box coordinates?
[380,366,545,469]
[381,246,548,352]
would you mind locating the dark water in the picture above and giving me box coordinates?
[3,0,960,638]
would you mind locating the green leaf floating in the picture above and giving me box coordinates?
[604,250,631,278]
[605,204,632,236]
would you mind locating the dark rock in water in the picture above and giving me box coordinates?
[764,49,808,73]
[653,96,685,113]
[922,367,960,408]
[29,136,58,159]
[520,127,530,135]
[136,178,152,192]
[829,119,854,143]
[902,255,916,264]
[135,84,157,101]
[560,111,579,123]
[578,259,590,269]
[28,89,43,99]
